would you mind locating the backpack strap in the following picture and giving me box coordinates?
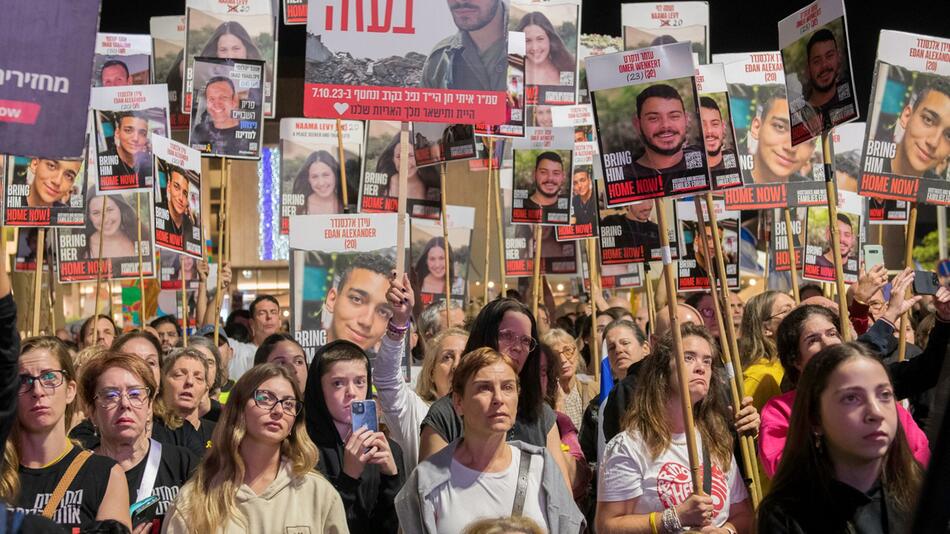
[42,450,93,519]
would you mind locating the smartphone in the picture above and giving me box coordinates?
[351,400,378,434]
[913,270,940,296]
[130,496,159,526]
[863,245,884,272]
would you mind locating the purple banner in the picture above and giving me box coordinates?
[0,0,101,158]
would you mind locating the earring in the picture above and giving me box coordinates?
[813,432,823,453]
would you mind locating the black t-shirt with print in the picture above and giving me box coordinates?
[152,417,216,459]
[124,442,197,533]
[15,446,117,532]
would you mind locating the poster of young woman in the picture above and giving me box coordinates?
[802,191,863,284]
[184,0,277,118]
[56,189,156,283]
[552,104,600,241]
[279,118,363,233]
[411,122,478,167]
[858,30,950,206]
[159,249,200,291]
[475,31,527,138]
[93,33,154,87]
[90,84,170,193]
[696,63,742,190]
[409,205,474,309]
[359,120,440,219]
[621,2,710,64]
[511,126,574,224]
[188,56,265,159]
[153,135,203,258]
[675,197,739,292]
[587,41,710,205]
[2,154,88,228]
[288,213,399,356]
[509,1,580,106]
[151,15,191,130]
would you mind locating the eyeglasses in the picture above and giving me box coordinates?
[18,370,67,395]
[498,330,538,352]
[94,387,152,409]
[767,307,794,322]
[557,345,577,358]
[253,389,302,416]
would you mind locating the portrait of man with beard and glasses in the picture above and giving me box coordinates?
[699,96,737,172]
[422,0,509,92]
[628,83,706,183]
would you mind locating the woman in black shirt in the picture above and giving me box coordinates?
[153,348,217,458]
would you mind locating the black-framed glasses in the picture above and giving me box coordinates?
[253,389,302,416]
[94,387,152,409]
[498,330,538,352]
[18,370,67,395]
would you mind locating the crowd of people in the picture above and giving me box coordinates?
[1,249,949,533]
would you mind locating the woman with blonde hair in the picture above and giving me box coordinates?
[164,363,347,533]
[153,348,216,458]
[540,328,597,429]
[738,290,795,411]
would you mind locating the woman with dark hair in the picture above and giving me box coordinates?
[253,332,308,391]
[413,236,464,297]
[738,290,795,411]
[418,298,572,488]
[80,313,119,349]
[758,342,924,532]
[199,21,263,61]
[597,324,753,534]
[515,12,576,87]
[377,133,440,204]
[292,150,346,215]
[83,188,148,260]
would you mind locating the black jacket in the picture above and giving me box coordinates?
[305,340,405,534]
[0,294,19,452]
[758,479,908,534]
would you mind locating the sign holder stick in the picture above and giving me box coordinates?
[493,162,506,296]
[181,266,188,345]
[31,229,45,336]
[440,161,452,325]
[336,119,350,212]
[587,238,601,380]
[136,192,146,327]
[898,204,918,361]
[532,224,542,319]
[821,132,852,341]
[92,198,109,346]
[783,209,801,304]
[395,123,410,276]
[213,157,230,345]
[483,138,494,304]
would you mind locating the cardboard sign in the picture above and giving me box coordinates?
[552,105,600,241]
[93,33,154,87]
[412,123,478,168]
[188,57,265,159]
[802,190,862,284]
[304,0,509,124]
[770,208,804,273]
[358,120,441,219]
[778,0,858,146]
[409,205,474,308]
[833,121,908,224]
[858,30,950,206]
[152,136,203,258]
[158,250,201,290]
[696,63,742,190]
[587,42,710,205]
[3,154,88,228]
[14,228,53,272]
[151,16,191,130]
[501,170,577,276]
[284,0,308,25]
[675,197,739,292]
[511,127,574,225]
[599,196,678,265]
[475,31,527,138]
[621,2,710,64]
[509,1,580,106]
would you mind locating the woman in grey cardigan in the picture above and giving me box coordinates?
[395,347,585,534]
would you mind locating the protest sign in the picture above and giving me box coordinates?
[184,0,277,117]
[475,31,527,137]
[858,30,950,206]
[599,197,678,265]
[280,118,363,233]
[153,136,203,258]
[511,127,574,225]
[90,84,170,193]
[14,228,53,272]
[696,63,742,190]
[151,16,191,130]
[359,120,441,219]
[3,154,88,228]
[831,121,908,223]
[159,250,200,291]
[802,190,862,283]
[93,33,153,87]
[188,57,265,159]
[289,212,399,356]
[410,205,474,308]
[501,175,577,276]
[552,105,600,240]
[578,34,623,104]
[771,208,804,273]
[587,42,710,205]
[509,1,580,106]
[621,2,709,64]
[0,0,99,159]
[675,197,739,292]
[778,0,858,146]
[412,123,478,167]
[304,0,509,124]
[284,0,308,25]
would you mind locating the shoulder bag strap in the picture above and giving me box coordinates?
[511,448,532,517]
[42,450,93,519]
[136,439,163,503]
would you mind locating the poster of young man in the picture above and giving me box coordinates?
[778,0,858,146]
[410,205,474,309]
[159,250,200,291]
[599,197,678,265]
[587,42,710,205]
[2,155,87,227]
[696,63,742,190]
[304,0,509,124]
[284,0,308,25]
[552,104,600,240]
[475,31,527,138]
[93,33,153,87]
[153,135,203,258]
[411,122,478,167]
[280,118,363,233]
[184,0,277,118]
[360,120,440,219]
[770,208,804,273]
[90,84,170,193]
[151,15,191,130]
[578,34,623,105]
[509,1,579,106]
[621,2,710,64]
[501,169,577,276]
[56,189,156,283]
[511,126,574,224]
[14,228,53,272]
[675,198,739,292]
[188,57,265,159]
[858,30,950,206]
[0,0,99,159]
[832,121,908,223]
[716,52,825,210]
[803,191,862,283]
[289,213,399,355]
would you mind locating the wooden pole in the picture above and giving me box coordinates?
[654,197,702,492]
[644,263,656,335]
[483,138,493,304]
[31,229,45,336]
[440,161,451,325]
[699,194,762,506]
[532,225,542,319]
[92,195,109,345]
[181,266,188,345]
[336,118,350,212]
[898,204,918,362]
[821,132,851,341]
[136,192,146,327]
[783,208,801,304]
[493,162,506,296]
[395,122,410,276]
[587,238,601,379]
[213,158,229,345]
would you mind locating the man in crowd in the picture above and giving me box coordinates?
[524,151,566,215]
[749,93,817,184]
[100,59,131,87]
[323,254,395,352]
[422,0,507,91]
[150,315,182,354]
[25,158,81,208]
[886,78,950,179]
[228,294,283,378]
[629,83,704,179]
[191,76,251,155]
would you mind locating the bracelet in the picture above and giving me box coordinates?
[661,507,682,533]
[648,512,659,534]
[386,319,410,334]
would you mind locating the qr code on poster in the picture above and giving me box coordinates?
[686,150,703,169]
[723,153,736,168]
